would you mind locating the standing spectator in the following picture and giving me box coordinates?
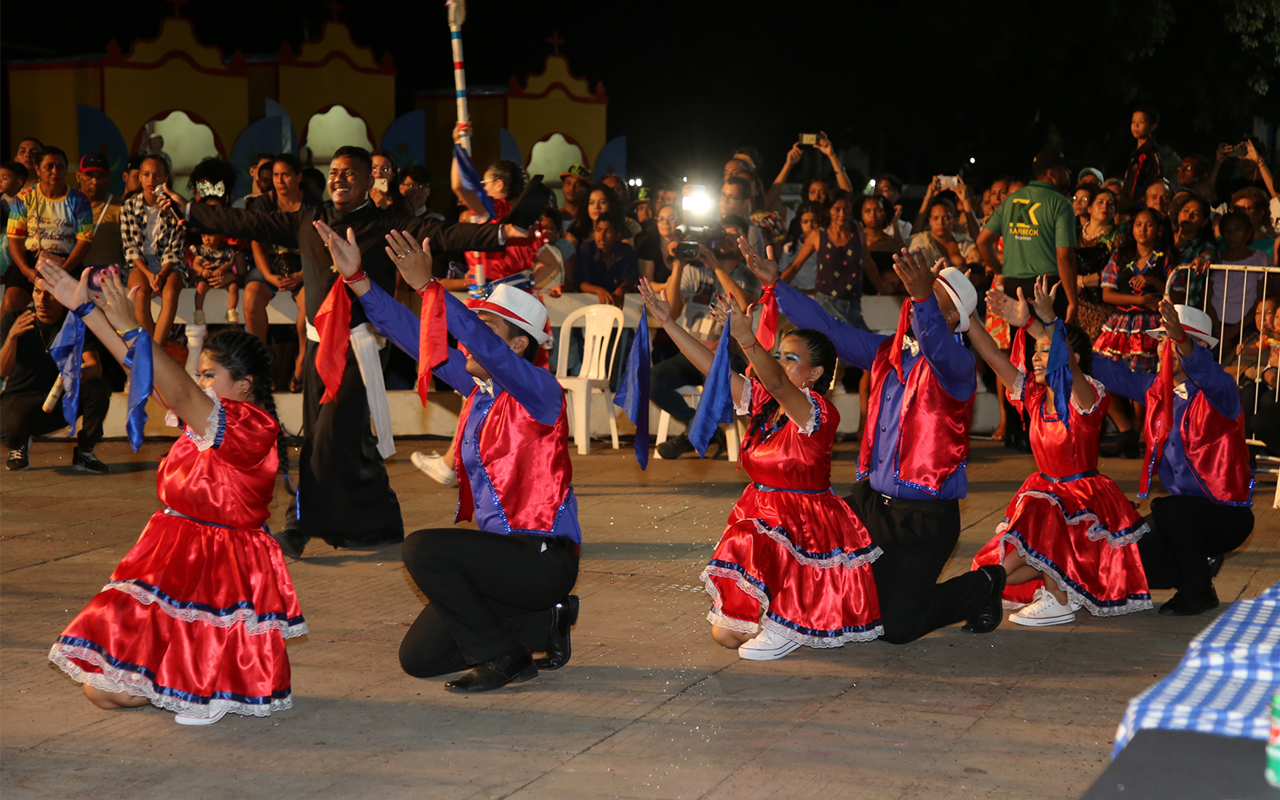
[1,283,110,473]
[232,152,274,209]
[913,177,980,241]
[1206,211,1271,348]
[719,176,767,258]
[1167,194,1217,307]
[1077,167,1104,186]
[244,154,322,389]
[120,154,185,344]
[909,198,978,269]
[783,190,890,330]
[574,217,637,306]
[559,163,591,228]
[566,183,624,246]
[76,154,124,269]
[1072,184,1097,230]
[652,227,758,460]
[399,165,443,222]
[859,196,905,294]
[733,167,786,248]
[5,146,94,315]
[369,149,402,211]
[122,155,144,199]
[1094,208,1170,457]
[980,178,1011,225]
[1230,186,1276,260]
[1176,155,1215,203]
[535,207,575,294]
[1122,106,1162,212]
[636,203,679,285]
[875,173,912,239]
[1075,188,1123,340]
[13,138,42,191]
[300,167,326,201]
[778,201,824,292]
[1144,179,1171,217]
[978,149,1078,322]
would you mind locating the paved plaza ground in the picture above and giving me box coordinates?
[2,436,1276,799]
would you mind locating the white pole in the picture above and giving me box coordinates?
[447,0,470,156]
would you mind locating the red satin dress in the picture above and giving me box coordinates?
[970,374,1152,615]
[48,397,306,720]
[701,380,883,647]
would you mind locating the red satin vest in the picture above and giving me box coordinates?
[857,300,973,496]
[1140,374,1253,505]
[453,387,574,532]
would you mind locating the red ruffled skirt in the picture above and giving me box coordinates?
[701,485,883,647]
[49,510,306,719]
[1094,310,1161,373]
[970,473,1152,615]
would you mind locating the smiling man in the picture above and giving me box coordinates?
[170,146,536,557]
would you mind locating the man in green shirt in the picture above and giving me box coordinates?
[978,150,1078,322]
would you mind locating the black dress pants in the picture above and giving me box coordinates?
[1138,495,1254,601]
[0,379,110,450]
[399,528,580,677]
[844,479,991,644]
[294,340,403,546]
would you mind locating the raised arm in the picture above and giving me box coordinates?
[638,277,746,405]
[1159,298,1242,418]
[892,249,975,399]
[1029,275,1094,409]
[815,133,853,193]
[714,294,816,429]
[766,143,803,216]
[780,230,818,284]
[168,185,301,249]
[969,288,1030,388]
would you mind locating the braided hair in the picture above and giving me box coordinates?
[746,329,838,443]
[201,330,290,474]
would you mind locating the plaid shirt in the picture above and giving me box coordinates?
[120,194,185,271]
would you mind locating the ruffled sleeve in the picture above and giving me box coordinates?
[212,400,279,470]
[793,390,838,452]
[1071,375,1106,416]
[165,387,224,451]
[733,376,756,416]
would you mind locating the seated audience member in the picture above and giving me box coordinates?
[537,207,576,295]
[232,152,274,209]
[630,188,654,228]
[1077,167,1104,187]
[719,175,767,258]
[1176,155,1215,203]
[1,162,27,208]
[5,146,94,315]
[399,165,444,222]
[909,197,978,270]
[121,154,185,344]
[652,224,759,460]
[369,149,402,211]
[566,183,625,246]
[559,163,591,229]
[575,217,638,307]
[1,283,110,473]
[635,203,679,285]
[1072,184,1097,230]
[13,138,42,191]
[1144,179,1171,217]
[300,167,326,201]
[1075,188,1123,341]
[733,167,786,249]
[76,155,124,269]
[122,155,144,199]
[1166,193,1217,307]
[778,201,824,292]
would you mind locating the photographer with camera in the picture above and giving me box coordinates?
[652,217,759,460]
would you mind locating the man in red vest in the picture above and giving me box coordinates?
[316,221,580,693]
[1093,301,1254,615]
[745,242,1007,643]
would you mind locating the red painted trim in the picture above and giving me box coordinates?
[525,131,590,171]
[506,80,606,105]
[10,50,246,78]
[279,48,395,76]
[129,108,227,159]
[298,103,377,157]
[99,66,106,112]
[510,55,604,101]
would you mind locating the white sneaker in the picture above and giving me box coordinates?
[226,308,240,324]
[738,627,801,661]
[192,309,206,325]
[1009,587,1076,627]
[410,450,456,486]
[174,708,226,726]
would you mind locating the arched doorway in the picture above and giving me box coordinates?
[132,110,223,199]
[527,133,587,206]
[300,105,375,166]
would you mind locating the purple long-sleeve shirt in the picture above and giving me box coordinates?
[1092,345,1247,503]
[358,283,580,541]
[773,280,975,499]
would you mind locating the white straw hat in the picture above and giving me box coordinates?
[936,267,977,332]
[471,284,552,347]
[1145,304,1218,349]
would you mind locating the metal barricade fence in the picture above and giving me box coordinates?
[1169,262,1280,508]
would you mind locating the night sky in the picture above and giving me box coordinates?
[3,0,1276,192]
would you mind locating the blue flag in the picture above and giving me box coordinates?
[613,312,651,469]
[121,329,154,452]
[452,143,495,220]
[48,313,87,435]
[1044,321,1073,431]
[688,324,736,457]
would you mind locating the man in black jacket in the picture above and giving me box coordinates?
[166,146,525,556]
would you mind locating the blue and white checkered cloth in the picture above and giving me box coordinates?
[1113,582,1280,758]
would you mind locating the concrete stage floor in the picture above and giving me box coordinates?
[2,436,1276,799]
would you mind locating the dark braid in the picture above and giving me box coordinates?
[1063,322,1093,376]
[746,329,838,443]
[201,330,290,474]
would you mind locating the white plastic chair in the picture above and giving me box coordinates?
[653,385,743,462]
[556,304,625,455]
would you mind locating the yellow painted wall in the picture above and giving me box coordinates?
[103,61,248,155]
[279,62,395,148]
[8,65,100,156]
[507,93,606,166]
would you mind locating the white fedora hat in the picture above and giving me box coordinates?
[472,284,552,347]
[936,267,978,332]
[1145,304,1218,349]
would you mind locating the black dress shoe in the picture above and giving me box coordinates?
[1207,554,1224,579]
[1158,589,1220,616]
[273,526,307,559]
[962,565,1007,634]
[330,531,405,550]
[445,650,538,693]
[535,595,579,670]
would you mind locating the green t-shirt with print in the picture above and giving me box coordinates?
[984,181,1077,279]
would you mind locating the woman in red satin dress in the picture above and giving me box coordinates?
[638,279,882,661]
[40,263,304,725]
[968,276,1150,627]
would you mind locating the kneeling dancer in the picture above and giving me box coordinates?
[44,264,304,725]
[969,276,1150,626]
[638,279,883,660]
[744,242,1004,642]
[317,222,578,692]
[1093,300,1255,616]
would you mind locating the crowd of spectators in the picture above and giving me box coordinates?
[3,103,1280,471]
